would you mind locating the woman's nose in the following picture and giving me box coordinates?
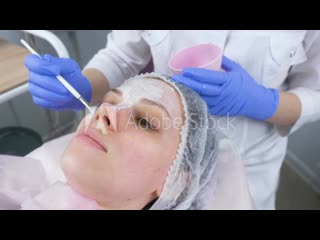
[93,103,131,134]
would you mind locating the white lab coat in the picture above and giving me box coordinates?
[85,30,320,209]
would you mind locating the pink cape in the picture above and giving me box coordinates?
[0,154,102,210]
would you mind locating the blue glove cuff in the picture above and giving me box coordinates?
[254,88,280,121]
[266,88,280,119]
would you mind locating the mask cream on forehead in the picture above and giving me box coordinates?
[117,77,180,119]
[119,78,165,106]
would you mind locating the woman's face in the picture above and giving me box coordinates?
[60,77,184,209]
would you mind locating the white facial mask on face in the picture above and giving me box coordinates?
[84,77,181,133]
[86,77,173,116]
[117,77,182,119]
[118,78,173,107]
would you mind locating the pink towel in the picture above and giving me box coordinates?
[21,181,103,210]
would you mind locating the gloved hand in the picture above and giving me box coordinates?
[24,54,92,111]
[172,56,279,121]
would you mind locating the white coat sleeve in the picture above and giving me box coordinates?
[84,30,152,89]
[277,30,320,136]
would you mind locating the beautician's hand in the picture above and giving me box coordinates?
[24,54,92,111]
[172,56,280,121]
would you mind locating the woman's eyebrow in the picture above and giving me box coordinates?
[139,98,171,118]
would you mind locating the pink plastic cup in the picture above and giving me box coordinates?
[168,43,223,74]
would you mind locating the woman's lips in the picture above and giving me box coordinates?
[75,128,108,153]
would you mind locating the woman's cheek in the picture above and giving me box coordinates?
[119,142,167,195]
[115,131,162,169]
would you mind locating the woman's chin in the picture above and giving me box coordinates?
[60,156,95,197]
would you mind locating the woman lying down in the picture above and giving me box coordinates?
[0,73,254,210]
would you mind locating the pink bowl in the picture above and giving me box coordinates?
[169,43,222,74]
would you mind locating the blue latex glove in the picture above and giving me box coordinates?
[24,54,92,111]
[172,56,279,121]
